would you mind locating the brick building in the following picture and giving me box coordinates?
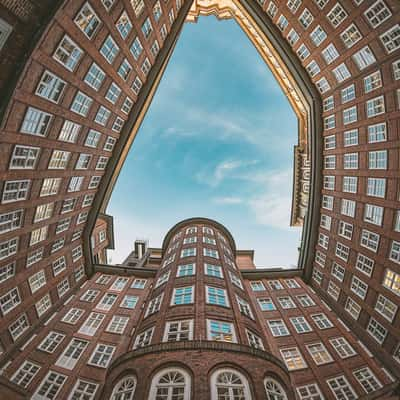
[0,0,399,399]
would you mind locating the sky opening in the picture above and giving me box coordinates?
[107,16,301,268]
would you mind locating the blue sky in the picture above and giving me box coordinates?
[107,16,301,268]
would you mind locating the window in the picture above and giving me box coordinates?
[364,71,382,93]
[297,294,315,307]
[307,342,333,365]
[330,337,356,358]
[323,97,334,112]
[205,286,228,307]
[149,368,191,400]
[105,82,121,104]
[278,296,296,309]
[0,209,23,233]
[205,263,223,278]
[70,91,92,116]
[85,129,101,148]
[145,293,163,316]
[360,229,380,252]
[258,298,276,311]
[55,338,88,370]
[35,293,52,316]
[69,380,98,400]
[116,11,132,39]
[364,0,392,28]
[95,106,111,126]
[57,278,70,298]
[324,155,335,169]
[229,272,243,289]
[211,369,251,400]
[176,263,195,277]
[0,287,21,315]
[328,280,340,300]
[364,204,383,226]
[331,263,345,281]
[277,15,289,31]
[380,24,400,53]
[84,63,105,90]
[96,293,118,311]
[367,317,387,343]
[10,145,40,169]
[320,214,332,230]
[38,331,65,353]
[311,313,333,329]
[354,367,382,394]
[369,150,387,170]
[207,319,236,342]
[204,248,219,258]
[130,37,143,60]
[132,278,146,289]
[246,330,264,350]
[306,60,320,77]
[299,8,313,29]
[53,35,82,71]
[120,295,138,309]
[338,221,353,240]
[0,261,15,283]
[163,319,193,341]
[287,29,299,46]
[327,2,347,27]
[353,46,376,70]
[322,43,339,64]
[133,327,154,349]
[368,123,387,143]
[290,316,312,333]
[1,180,30,204]
[75,154,91,170]
[355,253,374,277]
[110,277,129,291]
[75,3,100,39]
[343,107,357,125]
[310,25,326,46]
[11,360,40,388]
[315,250,326,267]
[250,281,265,291]
[171,286,194,306]
[58,120,81,143]
[341,23,362,48]
[343,176,357,193]
[326,376,357,400]
[351,276,368,299]
[280,347,307,370]
[181,247,196,258]
[333,63,351,82]
[100,35,119,64]
[203,236,216,245]
[33,371,67,399]
[268,320,289,336]
[344,129,358,147]
[316,77,330,93]
[341,199,355,218]
[141,57,151,75]
[324,115,335,130]
[383,269,400,296]
[297,44,310,60]
[341,84,355,103]
[20,107,52,136]
[62,308,84,324]
[35,71,66,103]
[88,343,115,368]
[345,297,361,320]
[237,296,254,318]
[110,376,137,400]
[296,383,323,400]
[375,294,397,322]
[324,135,335,149]
[78,312,105,336]
[318,233,329,250]
[367,97,385,120]
[9,313,29,341]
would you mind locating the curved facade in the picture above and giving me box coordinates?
[0,0,399,399]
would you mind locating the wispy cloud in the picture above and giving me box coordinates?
[196,159,259,187]
[213,196,244,205]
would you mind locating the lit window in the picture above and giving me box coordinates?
[207,319,236,342]
[280,347,307,370]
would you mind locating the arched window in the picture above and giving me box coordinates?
[210,369,251,400]
[148,367,191,400]
[264,378,287,400]
[111,375,137,400]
